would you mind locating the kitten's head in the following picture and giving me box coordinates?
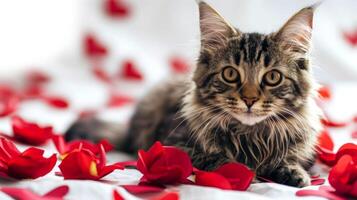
[193,2,316,126]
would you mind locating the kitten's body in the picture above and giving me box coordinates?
[66,2,322,187]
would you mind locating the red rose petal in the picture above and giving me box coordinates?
[318,129,334,151]
[104,0,130,18]
[321,118,348,128]
[121,185,164,194]
[121,60,143,81]
[84,34,108,58]
[43,185,70,198]
[214,162,254,191]
[113,190,125,200]
[26,70,50,85]
[328,155,355,196]
[0,85,19,117]
[318,85,332,100]
[7,148,57,179]
[41,96,69,109]
[92,66,112,84]
[195,171,232,190]
[11,116,55,146]
[343,29,357,46]
[335,143,357,163]
[316,146,336,166]
[137,142,192,184]
[1,185,69,200]
[107,93,134,108]
[296,189,347,200]
[311,178,325,186]
[352,130,357,139]
[170,57,190,74]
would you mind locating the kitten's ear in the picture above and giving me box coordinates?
[275,5,316,56]
[198,1,238,50]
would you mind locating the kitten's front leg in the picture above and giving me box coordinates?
[179,146,230,171]
[268,164,311,187]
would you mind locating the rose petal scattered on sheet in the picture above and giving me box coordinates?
[318,129,334,151]
[59,144,123,180]
[92,66,113,84]
[0,137,56,179]
[104,0,130,18]
[137,141,192,184]
[52,135,113,158]
[195,163,254,191]
[343,29,357,46]
[0,85,19,117]
[113,190,125,200]
[311,178,325,186]
[121,185,165,194]
[1,185,69,200]
[318,85,332,100]
[107,93,135,108]
[26,70,51,85]
[195,171,232,190]
[321,118,349,128]
[170,57,190,74]
[84,34,108,58]
[41,96,69,109]
[10,116,55,146]
[120,60,144,81]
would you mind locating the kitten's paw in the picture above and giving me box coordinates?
[270,165,310,187]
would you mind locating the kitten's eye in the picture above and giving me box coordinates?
[263,70,283,86]
[222,66,240,83]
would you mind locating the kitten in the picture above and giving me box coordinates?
[66,2,322,187]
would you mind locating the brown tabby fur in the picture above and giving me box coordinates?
[66,2,322,187]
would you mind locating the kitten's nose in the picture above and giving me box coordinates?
[242,97,259,108]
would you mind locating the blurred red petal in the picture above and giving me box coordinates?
[321,118,348,128]
[11,116,55,145]
[343,29,357,46]
[0,85,19,117]
[107,93,134,108]
[121,185,164,194]
[318,129,334,151]
[352,130,357,139]
[296,189,347,200]
[311,178,325,186]
[104,0,130,18]
[195,171,232,190]
[1,185,69,200]
[318,85,332,100]
[26,70,50,85]
[121,60,143,81]
[84,34,108,58]
[43,185,70,198]
[170,57,190,74]
[92,66,112,84]
[42,96,69,109]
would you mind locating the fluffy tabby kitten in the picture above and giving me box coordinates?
[66,1,322,187]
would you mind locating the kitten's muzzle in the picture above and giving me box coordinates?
[242,96,259,110]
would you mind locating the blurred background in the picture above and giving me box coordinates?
[0,0,356,132]
[0,0,356,81]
